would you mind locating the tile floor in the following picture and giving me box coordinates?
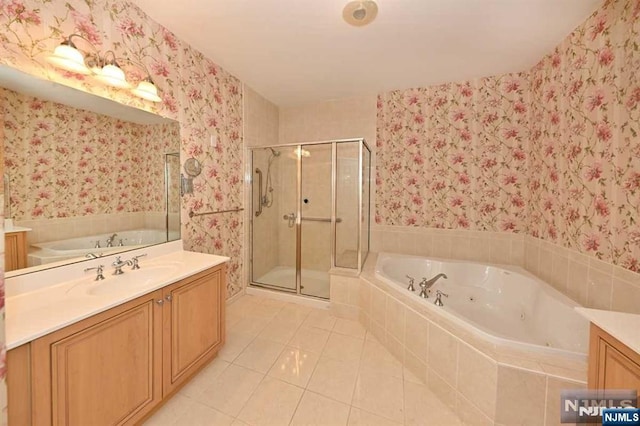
[145,294,462,425]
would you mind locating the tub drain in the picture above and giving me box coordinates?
[520,313,525,320]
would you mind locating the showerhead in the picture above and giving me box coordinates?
[269,147,281,157]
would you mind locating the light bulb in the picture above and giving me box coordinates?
[132,79,162,102]
[47,43,91,75]
[95,63,130,88]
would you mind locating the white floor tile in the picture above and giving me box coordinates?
[322,333,365,363]
[218,331,255,363]
[233,338,284,373]
[333,318,367,340]
[352,369,404,423]
[268,346,320,387]
[290,391,350,426]
[303,309,337,331]
[404,380,461,425]
[196,364,264,417]
[307,356,359,404]
[257,317,301,344]
[236,377,304,425]
[289,326,331,353]
[179,357,230,399]
[347,407,403,426]
[360,336,403,378]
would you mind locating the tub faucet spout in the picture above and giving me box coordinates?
[423,273,448,289]
[418,273,448,298]
[106,233,118,247]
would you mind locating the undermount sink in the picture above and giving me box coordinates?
[70,263,182,296]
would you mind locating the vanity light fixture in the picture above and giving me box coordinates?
[47,34,162,102]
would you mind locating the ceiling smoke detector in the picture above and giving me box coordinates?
[343,0,378,27]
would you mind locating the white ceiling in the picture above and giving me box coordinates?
[131,0,603,107]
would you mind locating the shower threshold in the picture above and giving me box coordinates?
[252,266,329,299]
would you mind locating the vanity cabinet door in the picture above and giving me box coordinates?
[5,231,27,271]
[588,323,640,393]
[162,264,226,396]
[31,290,164,426]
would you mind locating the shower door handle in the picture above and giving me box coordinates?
[255,168,263,217]
[283,213,296,228]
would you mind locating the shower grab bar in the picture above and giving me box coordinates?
[255,168,263,217]
[299,217,342,223]
[189,208,244,218]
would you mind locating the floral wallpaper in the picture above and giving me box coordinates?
[528,0,640,272]
[0,0,244,300]
[377,0,639,274]
[0,109,6,422]
[376,73,530,232]
[2,87,179,220]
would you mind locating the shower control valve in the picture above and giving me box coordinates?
[406,275,415,292]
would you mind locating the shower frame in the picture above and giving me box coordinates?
[248,138,371,298]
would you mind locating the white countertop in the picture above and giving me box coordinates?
[4,226,32,233]
[576,307,640,354]
[6,245,229,350]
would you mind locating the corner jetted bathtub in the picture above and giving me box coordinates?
[375,252,589,358]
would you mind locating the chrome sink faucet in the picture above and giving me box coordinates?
[112,256,131,275]
[106,233,118,247]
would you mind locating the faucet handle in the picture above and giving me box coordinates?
[419,277,428,288]
[406,275,415,292]
[131,253,147,270]
[84,265,105,281]
[435,290,448,298]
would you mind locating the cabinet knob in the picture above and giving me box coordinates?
[165,295,173,302]
[156,299,164,305]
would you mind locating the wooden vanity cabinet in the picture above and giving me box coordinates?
[8,263,226,426]
[162,265,226,395]
[588,323,640,394]
[5,231,28,271]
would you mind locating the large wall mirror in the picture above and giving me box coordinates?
[1,65,181,276]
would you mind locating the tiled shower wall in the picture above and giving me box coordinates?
[278,96,378,273]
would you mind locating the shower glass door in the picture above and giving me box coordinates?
[251,147,297,292]
[250,139,369,300]
[300,144,332,299]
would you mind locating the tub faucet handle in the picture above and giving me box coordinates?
[85,265,105,281]
[418,279,429,298]
[434,290,449,307]
[406,275,415,292]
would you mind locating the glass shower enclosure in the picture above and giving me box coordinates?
[250,139,371,299]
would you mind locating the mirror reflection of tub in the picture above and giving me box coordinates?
[28,229,181,266]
